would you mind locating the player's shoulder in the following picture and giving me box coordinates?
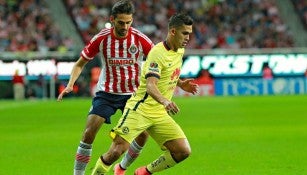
[98,28,112,38]
[131,27,152,41]
[148,42,164,57]
[130,27,143,35]
[151,42,165,52]
[90,28,111,42]
[98,28,112,36]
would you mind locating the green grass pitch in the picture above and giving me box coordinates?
[1,95,307,175]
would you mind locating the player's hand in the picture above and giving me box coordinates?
[57,86,73,101]
[179,79,199,95]
[162,100,180,116]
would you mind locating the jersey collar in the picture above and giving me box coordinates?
[163,41,171,51]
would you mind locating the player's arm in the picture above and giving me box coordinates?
[57,57,88,101]
[146,76,179,115]
[177,78,199,95]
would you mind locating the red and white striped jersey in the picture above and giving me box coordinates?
[81,27,154,94]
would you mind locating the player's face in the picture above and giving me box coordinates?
[174,25,193,49]
[111,14,133,38]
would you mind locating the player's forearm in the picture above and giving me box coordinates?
[67,69,81,88]
[146,81,169,106]
[67,57,87,87]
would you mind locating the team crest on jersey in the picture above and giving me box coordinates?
[122,126,129,134]
[128,44,138,54]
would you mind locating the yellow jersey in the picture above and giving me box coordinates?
[125,41,184,117]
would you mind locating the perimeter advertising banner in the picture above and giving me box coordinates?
[180,53,307,78]
[174,78,307,96]
[214,78,307,96]
[174,51,307,96]
[1,52,307,78]
[1,50,307,97]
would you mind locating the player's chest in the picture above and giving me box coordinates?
[102,41,140,66]
[102,40,140,57]
[162,58,182,81]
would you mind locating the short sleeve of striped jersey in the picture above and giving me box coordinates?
[80,30,109,60]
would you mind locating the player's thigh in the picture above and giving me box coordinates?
[85,114,106,130]
[164,138,191,154]
[148,115,187,148]
[112,109,151,144]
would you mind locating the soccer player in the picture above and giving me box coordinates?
[90,13,198,175]
[57,1,154,175]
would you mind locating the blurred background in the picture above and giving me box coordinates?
[0,0,306,99]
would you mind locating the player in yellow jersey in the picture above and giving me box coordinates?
[91,13,198,175]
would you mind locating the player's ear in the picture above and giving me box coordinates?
[170,28,176,36]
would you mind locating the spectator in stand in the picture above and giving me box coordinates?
[34,74,46,98]
[12,70,25,100]
[262,63,274,80]
[194,69,214,95]
[194,69,213,85]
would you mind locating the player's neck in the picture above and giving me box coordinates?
[112,27,130,39]
[164,38,178,52]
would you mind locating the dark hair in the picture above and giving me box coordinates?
[168,13,193,29]
[111,0,135,17]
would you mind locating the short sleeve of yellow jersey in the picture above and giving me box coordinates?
[143,47,163,80]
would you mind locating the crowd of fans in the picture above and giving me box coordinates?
[1,0,305,52]
[0,0,75,52]
[291,0,307,29]
[65,0,297,49]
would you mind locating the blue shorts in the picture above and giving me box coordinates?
[88,91,131,124]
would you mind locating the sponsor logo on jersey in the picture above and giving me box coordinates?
[171,68,181,80]
[149,62,159,72]
[108,57,135,66]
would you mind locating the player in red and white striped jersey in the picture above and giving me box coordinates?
[81,26,152,94]
[57,1,153,175]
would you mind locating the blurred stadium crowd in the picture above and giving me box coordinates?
[0,0,75,52]
[291,0,307,29]
[65,0,298,49]
[0,0,306,53]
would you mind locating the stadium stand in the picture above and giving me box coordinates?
[64,0,297,49]
[1,0,305,52]
[0,0,76,52]
[291,0,307,29]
